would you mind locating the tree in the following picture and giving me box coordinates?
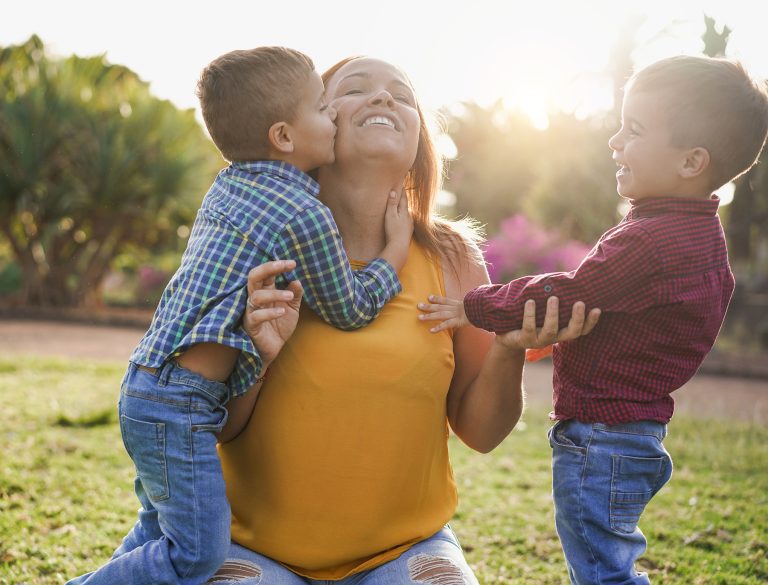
[701,14,731,58]
[442,102,619,244]
[0,36,221,306]
[701,15,768,281]
[522,113,620,243]
[442,101,543,232]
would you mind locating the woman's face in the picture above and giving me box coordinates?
[324,58,421,170]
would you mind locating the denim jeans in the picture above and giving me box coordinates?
[549,419,673,585]
[67,361,232,585]
[204,525,478,584]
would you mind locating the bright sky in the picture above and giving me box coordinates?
[3,0,767,126]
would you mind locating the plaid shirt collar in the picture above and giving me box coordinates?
[627,195,721,220]
[230,160,320,198]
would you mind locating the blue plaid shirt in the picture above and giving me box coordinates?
[130,160,401,396]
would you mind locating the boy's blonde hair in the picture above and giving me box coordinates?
[196,47,314,162]
[627,55,768,191]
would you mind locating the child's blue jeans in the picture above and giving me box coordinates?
[67,361,232,585]
[549,419,673,585]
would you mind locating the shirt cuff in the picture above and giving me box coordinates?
[463,285,495,331]
[364,257,403,299]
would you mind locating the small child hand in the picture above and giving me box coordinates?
[380,188,413,272]
[384,188,413,248]
[417,294,469,333]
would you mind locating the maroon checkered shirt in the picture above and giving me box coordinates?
[464,196,734,424]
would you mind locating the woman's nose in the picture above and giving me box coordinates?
[369,89,395,107]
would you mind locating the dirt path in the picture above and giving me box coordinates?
[1,318,766,424]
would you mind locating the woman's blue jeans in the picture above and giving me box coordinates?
[67,361,232,585]
[205,525,479,584]
[549,419,673,585]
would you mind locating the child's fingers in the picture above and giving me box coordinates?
[397,189,409,214]
[384,191,400,223]
[418,309,456,322]
[426,294,461,307]
[428,319,457,333]
[417,301,455,314]
[387,190,398,209]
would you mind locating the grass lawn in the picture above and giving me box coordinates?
[1,355,766,584]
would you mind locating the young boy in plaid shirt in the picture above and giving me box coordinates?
[419,55,768,584]
[67,47,411,585]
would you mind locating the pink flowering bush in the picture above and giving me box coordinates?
[484,214,591,284]
[136,265,171,306]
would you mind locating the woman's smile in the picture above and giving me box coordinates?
[361,115,398,130]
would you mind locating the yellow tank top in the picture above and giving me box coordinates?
[219,241,457,579]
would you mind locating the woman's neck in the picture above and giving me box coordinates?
[318,162,406,262]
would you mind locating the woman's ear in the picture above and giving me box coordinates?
[679,146,710,179]
[267,121,295,154]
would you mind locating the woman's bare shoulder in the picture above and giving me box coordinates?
[434,220,490,298]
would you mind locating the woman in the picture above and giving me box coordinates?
[211,57,599,584]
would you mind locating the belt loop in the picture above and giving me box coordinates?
[157,360,173,387]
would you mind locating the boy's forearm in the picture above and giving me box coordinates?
[464,273,596,333]
[295,257,401,331]
[377,239,410,273]
[280,209,401,330]
[465,227,658,334]
[464,277,557,332]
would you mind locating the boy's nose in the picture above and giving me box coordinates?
[608,131,621,150]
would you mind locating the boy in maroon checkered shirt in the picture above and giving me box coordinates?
[419,56,768,584]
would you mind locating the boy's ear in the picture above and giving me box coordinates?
[267,121,295,155]
[679,147,710,179]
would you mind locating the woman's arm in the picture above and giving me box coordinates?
[218,260,303,444]
[443,251,598,453]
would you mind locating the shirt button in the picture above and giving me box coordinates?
[544,285,553,293]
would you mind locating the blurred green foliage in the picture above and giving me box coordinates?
[0,35,222,308]
[443,104,621,244]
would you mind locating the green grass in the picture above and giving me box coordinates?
[1,356,766,584]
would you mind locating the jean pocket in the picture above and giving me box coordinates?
[548,421,587,453]
[609,455,668,534]
[191,404,229,434]
[120,414,170,502]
